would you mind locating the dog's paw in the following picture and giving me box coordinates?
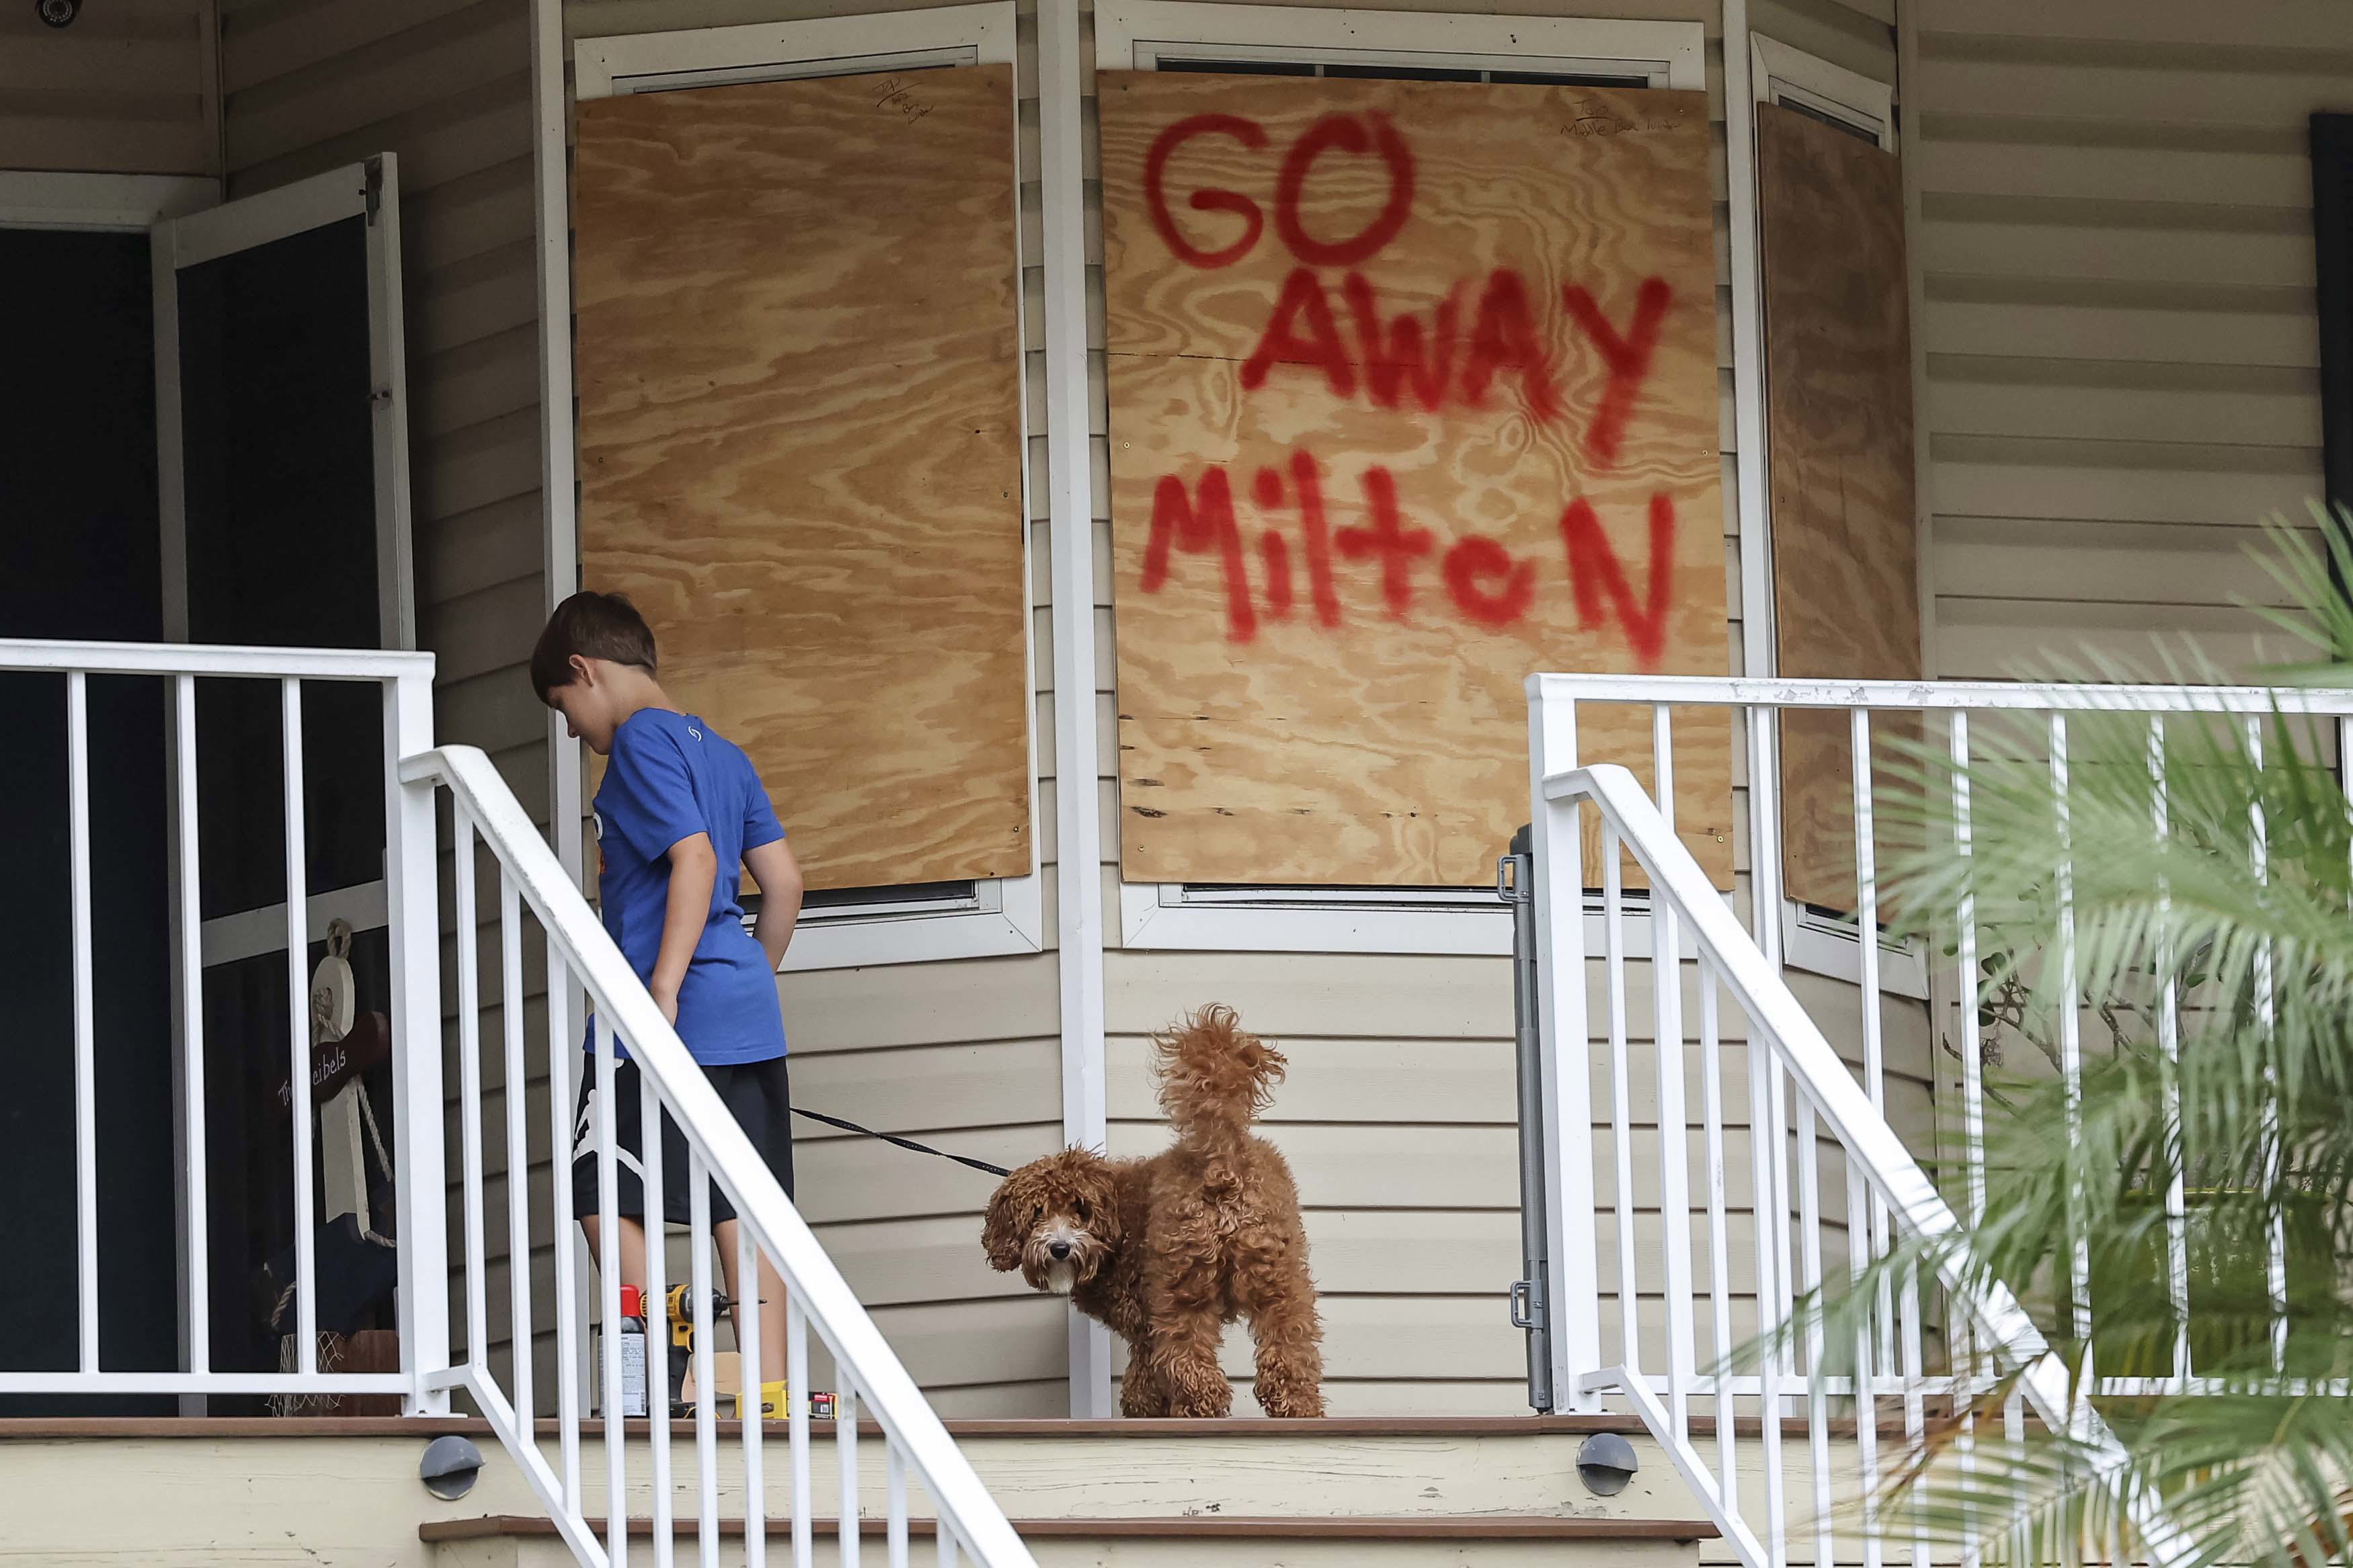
[1253,1370,1325,1419]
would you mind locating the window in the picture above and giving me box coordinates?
[572,7,1042,972]
[1749,35,1895,152]
[1098,2,1711,955]
[1749,36,1923,998]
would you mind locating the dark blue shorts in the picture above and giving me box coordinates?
[570,1053,794,1227]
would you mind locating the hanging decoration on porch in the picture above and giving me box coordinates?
[1101,73,1734,889]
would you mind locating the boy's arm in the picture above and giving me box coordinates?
[744,838,805,971]
[649,833,721,1025]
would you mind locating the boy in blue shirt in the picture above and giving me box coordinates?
[532,590,804,1399]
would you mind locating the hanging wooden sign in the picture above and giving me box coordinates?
[1101,73,1734,889]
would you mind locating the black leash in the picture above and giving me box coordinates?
[791,1106,1010,1178]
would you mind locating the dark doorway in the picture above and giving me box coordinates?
[0,226,178,1415]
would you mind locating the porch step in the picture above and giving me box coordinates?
[424,1512,1716,1567]
[0,1415,1717,1565]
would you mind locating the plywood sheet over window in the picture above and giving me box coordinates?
[1100,73,1734,891]
[1759,104,1919,912]
[573,67,1030,892]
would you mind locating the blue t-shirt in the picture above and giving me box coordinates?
[588,709,788,1065]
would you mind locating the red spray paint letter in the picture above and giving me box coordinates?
[1142,467,1257,642]
[1144,114,1269,269]
[1558,492,1677,669]
[1560,278,1673,464]
[1287,450,1343,628]
[1462,270,1560,425]
[1242,268,1357,397]
[1259,530,1295,618]
[1442,536,1536,628]
[1335,466,1433,620]
[1343,274,1458,412]
[1274,112,1416,267]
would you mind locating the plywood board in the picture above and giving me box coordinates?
[573,67,1031,892]
[1100,73,1734,889]
[1759,104,1921,913]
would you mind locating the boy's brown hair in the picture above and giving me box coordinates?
[532,590,657,702]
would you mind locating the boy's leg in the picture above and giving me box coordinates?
[713,1218,790,1390]
[706,1055,796,1399]
[578,1213,650,1294]
[571,1054,655,1301]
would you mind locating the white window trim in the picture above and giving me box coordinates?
[1096,2,1708,954]
[0,171,218,230]
[571,5,1043,972]
[1780,901,1930,1001]
[1096,1,1706,89]
[1750,34,1896,152]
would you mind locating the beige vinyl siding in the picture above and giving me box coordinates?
[0,0,218,176]
[1911,0,2351,680]
[559,0,1075,1416]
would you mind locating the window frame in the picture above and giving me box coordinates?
[1097,1,1708,955]
[571,4,1045,973]
[1748,36,1924,997]
[1749,35,1896,153]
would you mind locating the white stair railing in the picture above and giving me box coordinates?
[0,638,448,1409]
[1523,673,2353,1568]
[412,743,1036,1568]
[0,638,1031,1568]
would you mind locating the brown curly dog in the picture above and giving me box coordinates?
[981,1005,1325,1417]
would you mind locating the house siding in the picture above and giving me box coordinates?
[0,0,218,177]
[1910,0,2352,679]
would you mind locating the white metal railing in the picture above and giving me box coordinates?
[413,743,1035,1568]
[0,638,446,1405]
[1,638,1031,1568]
[1524,672,2353,1568]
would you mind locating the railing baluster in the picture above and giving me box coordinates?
[500,875,532,1430]
[691,1155,719,1568]
[1601,822,1640,1376]
[173,674,209,1375]
[1651,704,1696,1442]
[282,677,318,1375]
[2151,718,2189,1389]
[889,1444,910,1568]
[1747,1026,1787,1565]
[455,810,489,1376]
[2246,716,2288,1372]
[643,1074,672,1567]
[548,927,584,1513]
[67,671,99,1375]
[1698,961,1738,1507]
[1951,713,1983,1229]
[840,1384,863,1568]
[790,1296,814,1568]
[742,1222,767,1568]
[939,1520,957,1568]
[1946,710,1979,1567]
[2052,714,2091,1353]
[1846,708,1883,1568]
[1796,1090,1832,1568]
[596,1012,627,1568]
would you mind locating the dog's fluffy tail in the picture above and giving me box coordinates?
[1154,1005,1284,1153]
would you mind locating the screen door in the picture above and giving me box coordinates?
[149,157,413,1390]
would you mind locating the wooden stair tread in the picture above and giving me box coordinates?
[422,1514,1720,1542]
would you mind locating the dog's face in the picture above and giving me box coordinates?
[982,1149,1122,1295]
